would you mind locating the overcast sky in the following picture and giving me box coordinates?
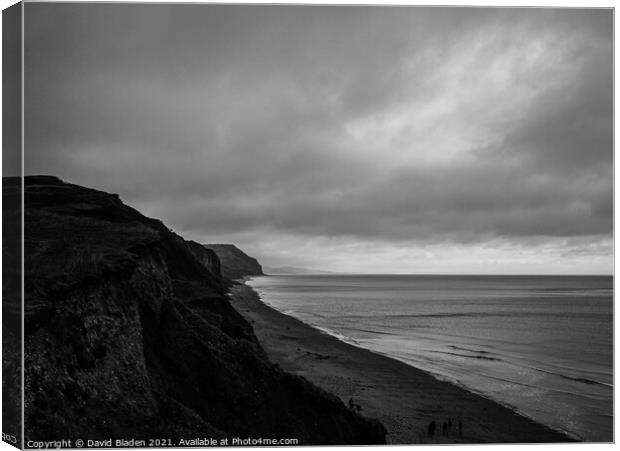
[24,4,612,274]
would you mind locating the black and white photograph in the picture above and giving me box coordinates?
[1,1,614,448]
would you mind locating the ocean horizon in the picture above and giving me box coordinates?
[247,274,613,442]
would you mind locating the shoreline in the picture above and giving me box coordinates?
[228,282,576,444]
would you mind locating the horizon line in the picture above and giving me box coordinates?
[261,272,613,277]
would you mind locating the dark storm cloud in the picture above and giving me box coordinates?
[23,4,612,271]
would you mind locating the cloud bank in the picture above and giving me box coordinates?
[24,4,613,273]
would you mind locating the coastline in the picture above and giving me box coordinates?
[228,282,576,444]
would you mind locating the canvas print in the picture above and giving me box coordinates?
[2,2,613,448]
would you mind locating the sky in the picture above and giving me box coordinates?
[23,4,613,274]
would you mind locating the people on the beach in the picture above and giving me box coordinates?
[426,418,463,440]
[348,397,362,411]
[427,421,436,438]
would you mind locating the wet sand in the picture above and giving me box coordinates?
[228,283,576,444]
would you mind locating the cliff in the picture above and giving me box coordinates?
[16,176,386,445]
[3,177,22,445]
[203,244,264,280]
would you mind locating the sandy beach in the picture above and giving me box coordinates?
[228,283,575,444]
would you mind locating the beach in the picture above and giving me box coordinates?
[228,282,574,444]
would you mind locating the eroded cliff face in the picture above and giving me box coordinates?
[19,176,386,445]
[3,177,22,446]
[203,244,264,280]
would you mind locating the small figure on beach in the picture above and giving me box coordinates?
[427,421,436,438]
[348,398,362,411]
[442,421,448,436]
[448,418,452,433]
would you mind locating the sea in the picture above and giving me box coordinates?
[246,274,613,442]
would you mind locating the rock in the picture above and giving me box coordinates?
[203,244,264,280]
